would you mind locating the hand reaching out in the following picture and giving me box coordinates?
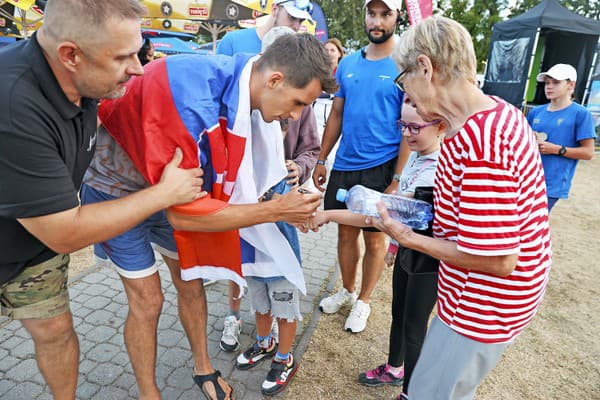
[368,201,414,246]
[275,187,322,225]
[312,164,327,192]
[285,160,300,186]
[307,210,330,232]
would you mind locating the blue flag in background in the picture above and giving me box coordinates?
[310,2,328,42]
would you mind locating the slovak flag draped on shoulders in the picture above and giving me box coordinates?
[99,54,306,295]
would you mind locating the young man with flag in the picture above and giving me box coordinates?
[83,33,337,399]
[217,4,321,352]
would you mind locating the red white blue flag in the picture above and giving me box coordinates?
[99,54,305,294]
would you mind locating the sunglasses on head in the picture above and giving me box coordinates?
[278,0,313,12]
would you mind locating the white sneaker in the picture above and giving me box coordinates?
[319,288,358,314]
[220,315,242,352]
[271,318,279,344]
[344,300,371,333]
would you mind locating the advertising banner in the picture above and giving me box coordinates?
[404,0,432,25]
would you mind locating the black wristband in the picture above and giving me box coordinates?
[558,146,567,156]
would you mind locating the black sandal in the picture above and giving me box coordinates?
[193,370,234,400]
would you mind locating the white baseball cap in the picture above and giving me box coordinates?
[274,0,314,22]
[364,0,403,11]
[536,64,577,82]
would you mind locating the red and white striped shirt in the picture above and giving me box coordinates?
[433,97,552,343]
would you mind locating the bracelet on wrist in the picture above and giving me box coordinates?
[393,173,402,182]
[316,159,326,166]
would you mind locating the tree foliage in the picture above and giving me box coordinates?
[509,0,600,19]
[318,0,506,70]
[437,0,507,72]
[318,0,599,72]
[318,0,366,51]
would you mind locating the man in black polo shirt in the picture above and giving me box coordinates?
[0,1,204,398]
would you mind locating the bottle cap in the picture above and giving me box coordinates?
[336,188,348,203]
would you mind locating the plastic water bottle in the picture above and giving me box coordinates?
[336,185,433,230]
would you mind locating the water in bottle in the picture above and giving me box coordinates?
[336,185,433,230]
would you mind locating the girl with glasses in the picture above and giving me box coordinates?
[359,102,444,400]
[307,101,445,399]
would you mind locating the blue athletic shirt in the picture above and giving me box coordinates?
[216,27,261,56]
[527,102,596,198]
[333,49,403,171]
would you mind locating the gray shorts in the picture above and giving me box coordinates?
[246,277,302,322]
[409,316,510,400]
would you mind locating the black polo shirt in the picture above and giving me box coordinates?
[0,33,98,284]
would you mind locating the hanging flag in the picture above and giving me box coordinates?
[310,1,328,42]
[404,0,432,25]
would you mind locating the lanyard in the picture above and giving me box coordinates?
[400,157,436,192]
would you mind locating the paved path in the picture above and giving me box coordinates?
[0,224,339,399]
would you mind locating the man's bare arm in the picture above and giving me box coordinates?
[19,149,204,254]
[312,97,344,191]
[167,188,322,232]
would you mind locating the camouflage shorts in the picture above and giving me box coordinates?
[0,254,70,320]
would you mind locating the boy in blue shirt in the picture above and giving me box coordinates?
[528,64,596,212]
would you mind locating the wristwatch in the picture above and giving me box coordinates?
[393,173,402,182]
[316,159,326,166]
[558,146,567,156]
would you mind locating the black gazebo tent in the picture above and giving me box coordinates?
[482,0,600,108]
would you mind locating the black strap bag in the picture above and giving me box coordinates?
[396,186,439,275]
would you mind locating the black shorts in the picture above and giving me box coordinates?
[324,158,397,232]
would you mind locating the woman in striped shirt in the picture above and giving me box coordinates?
[372,16,552,400]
